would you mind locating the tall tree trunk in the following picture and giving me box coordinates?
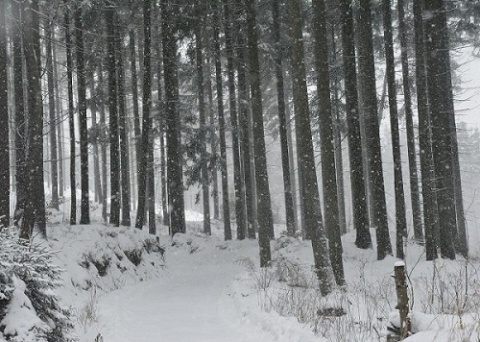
[65,2,76,225]
[46,18,59,210]
[106,5,120,226]
[236,26,256,240]
[224,0,246,240]
[0,0,9,228]
[413,0,437,260]
[424,0,457,259]
[195,27,211,235]
[212,1,232,240]
[398,0,424,243]
[129,30,141,191]
[12,0,26,226]
[115,24,131,227]
[312,0,345,285]
[89,69,103,205]
[98,63,108,222]
[135,0,152,230]
[245,0,274,264]
[205,55,220,222]
[75,5,90,224]
[21,0,46,239]
[162,0,186,235]
[272,0,296,236]
[330,26,347,235]
[357,0,392,260]
[289,0,335,294]
[339,0,371,248]
[52,29,64,200]
[383,0,407,259]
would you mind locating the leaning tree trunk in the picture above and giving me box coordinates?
[45,18,59,211]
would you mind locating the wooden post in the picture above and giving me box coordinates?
[394,261,410,339]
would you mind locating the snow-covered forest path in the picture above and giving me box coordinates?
[96,236,275,342]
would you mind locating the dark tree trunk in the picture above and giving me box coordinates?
[234,2,256,239]
[245,0,273,265]
[413,0,438,260]
[383,0,407,260]
[21,0,46,239]
[115,24,131,227]
[75,5,90,225]
[398,0,424,243]
[135,0,152,230]
[65,2,76,225]
[330,27,347,235]
[162,0,186,235]
[357,0,392,260]
[212,1,232,240]
[195,26,211,235]
[223,0,247,240]
[12,0,26,226]
[0,1,9,228]
[339,0,371,248]
[45,19,59,211]
[289,0,335,294]
[272,0,296,237]
[106,5,120,226]
[424,0,456,260]
[312,0,345,285]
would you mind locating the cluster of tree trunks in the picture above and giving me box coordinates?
[0,0,470,293]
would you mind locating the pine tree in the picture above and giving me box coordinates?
[0,0,8,228]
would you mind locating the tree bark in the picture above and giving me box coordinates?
[272,0,296,237]
[245,0,273,265]
[289,0,335,295]
[115,23,131,227]
[357,0,392,260]
[106,5,120,226]
[312,0,345,285]
[0,0,9,228]
[398,0,424,243]
[212,1,232,240]
[162,0,186,235]
[339,0,371,248]
[383,0,407,260]
[75,5,90,224]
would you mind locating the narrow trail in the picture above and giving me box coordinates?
[97,238,270,342]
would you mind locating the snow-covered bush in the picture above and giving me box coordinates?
[0,229,72,341]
